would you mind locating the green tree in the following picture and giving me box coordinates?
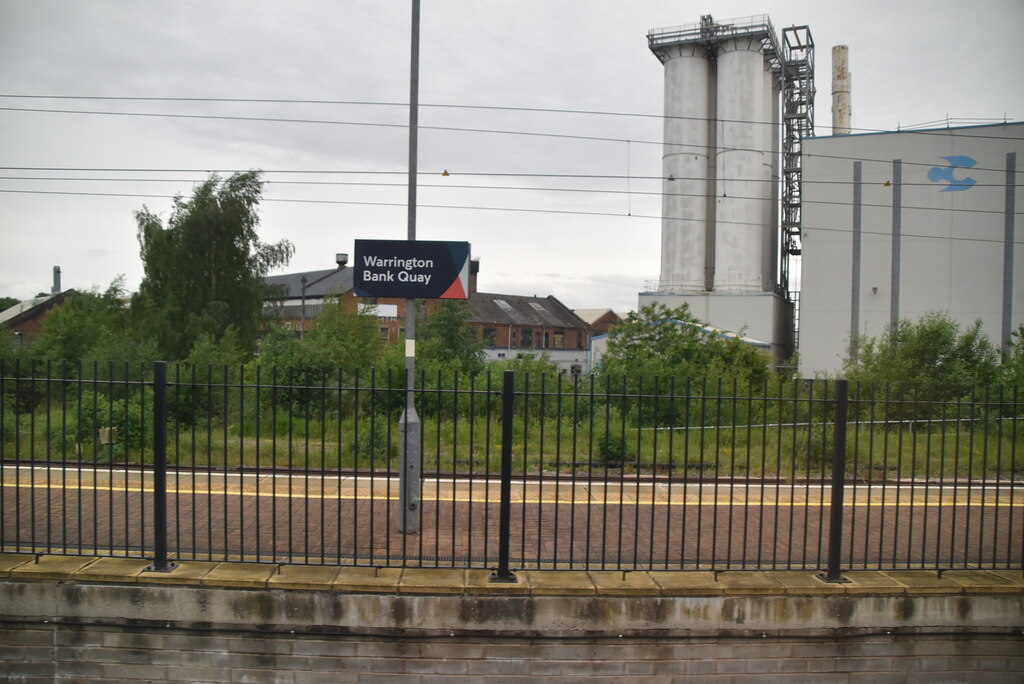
[416,300,484,374]
[844,313,999,411]
[0,296,19,312]
[132,171,293,360]
[1000,324,1024,398]
[598,302,771,384]
[34,278,131,366]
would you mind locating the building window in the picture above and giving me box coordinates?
[553,332,564,349]
[483,327,496,345]
[521,329,532,348]
[379,327,390,342]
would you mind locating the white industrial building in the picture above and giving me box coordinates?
[640,15,814,361]
[638,14,1021,376]
[798,122,1023,376]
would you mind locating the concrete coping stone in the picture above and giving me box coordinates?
[1,554,1021,598]
[201,562,279,588]
[266,564,341,591]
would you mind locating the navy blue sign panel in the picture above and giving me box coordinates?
[354,240,471,299]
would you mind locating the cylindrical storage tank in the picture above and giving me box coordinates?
[659,44,710,292]
[715,37,769,292]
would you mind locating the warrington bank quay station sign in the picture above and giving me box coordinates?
[354,239,471,300]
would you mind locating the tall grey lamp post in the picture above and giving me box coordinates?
[398,0,422,534]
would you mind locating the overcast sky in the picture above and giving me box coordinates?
[2,0,1022,313]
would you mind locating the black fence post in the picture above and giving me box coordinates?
[146,361,175,573]
[822,379,849,582]
[490,370,517,583]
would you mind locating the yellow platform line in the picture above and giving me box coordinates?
[3,481,1020,508]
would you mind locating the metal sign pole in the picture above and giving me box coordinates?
[399,0,421,534]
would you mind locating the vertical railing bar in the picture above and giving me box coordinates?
[537,374,546,569]
[270,368,279,563]
[697,378,706,570]
[786,379,799,570]
[822,379,849,582]
[254,366,261,562]
[220,366,229,561]
[319,370,327,565]
[60,362,68,555]
[1010,387,1020,569]
[864,386,877,568]
[726,378,737,568]
[467,372,476,568]
[104,362,114,556]
[742,379,753,569]
[908,392,920,568]
[519,373,529,569]
[418,369,426,566]
[664,377,676,570]
[934,390,947,569]
[336,368,344,566]
[950,396,962,567]
[366,369,376,568]
[490,370,516,583]
[632,377,642,570]
[770,380,783,569]
[557,374,565,573]
[756,379,768,569]
[991,387,1002,569]
[353,369,361,565]
[965,388,978,570]
[649,377,659,570]
[16,360,24,554]
[302,369,311,564]
[44,361,52,554]
[596,377,607,569]
[435,368,443,568]
[75,362,84,555]
[978,386,990,568]
[146,361,174,572]
[203,366,213,560]
[483,371,492,566]
[803,379,816,570]
[237,365,246,561]
[878,386,890,568]
[139,362,147,557]
[711,377,722,569]
[452,371,460,568]
[848,385,860,569]
[618,376,630,570]
[681,378,691,570]
[919,392,932,567]
[287,367,296,564]
[894,387,906,569]
[817,381,830,569]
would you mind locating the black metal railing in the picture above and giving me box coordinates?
[2,360,1021,577]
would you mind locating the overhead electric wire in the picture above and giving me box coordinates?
[0,166,1018,190]
[1,102,1020,172]
[0,93,1016,138]
[0,174,1019,217]
[0,187,1018,248]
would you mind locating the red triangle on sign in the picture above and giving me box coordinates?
[440,277,466,299]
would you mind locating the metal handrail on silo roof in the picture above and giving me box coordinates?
[647,14,782,73]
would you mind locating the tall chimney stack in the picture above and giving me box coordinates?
[51,266,61,295]
[832,45,851,135]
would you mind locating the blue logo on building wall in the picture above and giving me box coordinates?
[927,155,977,191]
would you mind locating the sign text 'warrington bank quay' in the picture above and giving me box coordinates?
[353,239,471,300]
